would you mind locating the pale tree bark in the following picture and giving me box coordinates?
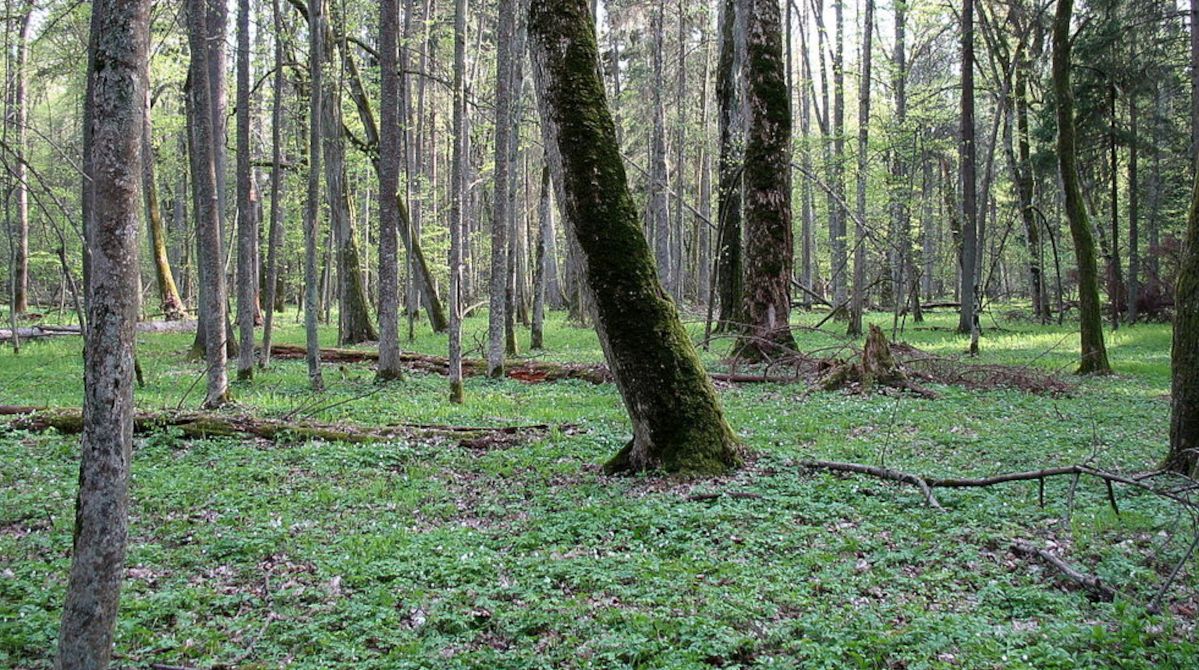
[1053,0,1111,375]
[830,0,848,310]
[959,0,980,354]
[188,0,230,407]
[449,0,468,402]
[13,3,31,315]
[697,31,714,307]
[141,86,187,321]
[260,0,286,368]
[57,0,148,665]
[734,0,797,360]
[529,0,740,475]
[378,0,404,380]
[796,0,815,309]
[848,0,873,337]
[1166,169,1199,476]
[235,0,255,379]
[671,0,686,299]
[649,0,672,296]
[488,0,515,377]
[304,0,325,390]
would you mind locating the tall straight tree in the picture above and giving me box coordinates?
[1053,0,1111,375]
[735,0,797,359]
[848,0,874,337]
[304,0,325,389]
[715,0,744,329]
[449,0,468,401]
[958,0,980,352]
[141,86,188,321]
[649,0,671,295]
[377,0,404,380]
[188,0,230,407]
[489,0,515,377]
[1166,170,1199,476]
[529,0,741,474]
[12,2,31,314]
[57,0,148,665]
[260,0,286,368]
[830,0,848,310]
[1192,0,1198,173]
[235,0,255,380]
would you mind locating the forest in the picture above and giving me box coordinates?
[2,0,1199,667]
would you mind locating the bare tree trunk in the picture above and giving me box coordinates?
[488,0,515,377]
[1166,170,1199,476]
[959,0,980,354]
[715,0,744,330]
[697,30,714,307]
[671,0,687,300]
[1107,81,1123,330]
[12,4,31,315]
[1127,59,1140,323]
[848,0,874,337]
[449,0,468,401]
[529,0,740,475]
[797,0,815,309]
[378,0,404,380]
[650,0,672,296]
[734,0,797,360]
[830,0,848,310]
[1053,0,1111,375]
[1192,0,1198,174]
[142,86,188,321]
[304,0,325,390]
[235,0,256,379]
[532,164,551,349]
[56,1,147,665]
[1011,51,1046,322]
[261,0,286,369]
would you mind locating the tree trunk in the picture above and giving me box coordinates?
[1192,0,1198,174]
[261,0,286,369]
[489,0,515,377]
[378,0,404,380]
[959,0,979,352]
[1012,53,1046,323]
[649,0,672,297]
[13,5,31,315]
[1053,0,1111,375]
[529,0,740,475]
[141,87,188,321]
[1166,172,1199,476]
[532,165,551,350]
[235,0,256,379]
[848,0,873,337]
[304,0,325,390]
[1107,81,1124,330]
[734,0,797,360]
[830,0,848,310]
[449,0,467,402]
[57,1,147,665]
[1127,69,1140,324]
[715,0,744,330]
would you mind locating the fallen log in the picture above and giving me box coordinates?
[0,319,198,343]
[0,405,560,449]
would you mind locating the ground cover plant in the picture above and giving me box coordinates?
[2,309,1195,668]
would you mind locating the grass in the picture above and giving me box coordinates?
[1,307,1194,668]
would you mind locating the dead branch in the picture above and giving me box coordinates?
[1011,539,1120,602]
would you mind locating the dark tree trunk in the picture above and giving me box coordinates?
[57,1,148,665]
[13,5,31,315]
[848,0,873,337]
[378,0,404,380]
[715,0,744,330]
[304,0,325,389]
[449,0,467,402]
[489,0,514,376]
[235,0,256,379]
[1011,53,1046,322]
[649,0,672,296]
[734,0,797,360]
[1166,173,1199,476]
[529,0,740,475]
[260,0,286,369]
[1053,0,1111,375]
[958,0,979,352]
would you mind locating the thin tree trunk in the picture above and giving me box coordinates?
[261,0,286,369]
[304,0,325,390]
[235,0,255,379]
[449,0,468,401]
[532,164,551,349]
[488,0,515,377]
[12,4,31,314]
[650,0,672,296]
[735,0,797,360]
[378,0,404,379]
[529,0,740,475]
[959,0,979,355]
[1127,64,1140,323]
[1053,0,1111,375]
[715,0,744,330]
[830,0,848,310]
[142,87,188,321]
[848,0,874,337]
[1166,169,1199,476]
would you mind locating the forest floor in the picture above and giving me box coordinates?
[1,306,1195,668]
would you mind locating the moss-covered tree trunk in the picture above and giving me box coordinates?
[734,0,797,360]
[1166,171,1199,476]
[141,86,187,321]
[1052,0,1112,375]
[57,0,146,666]
[714,0,744,331]
[529,0,740,475]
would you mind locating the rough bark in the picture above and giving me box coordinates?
[235,0,255,379]
[1012,54,1046,322]
[56,0,147,665]
[734,0,797,360]
[848,0,873,337]
[1053,0,1111,375]
[1166,171,1199,476]
[489,0,515,377]
[715,0,745,330]
[377,0,403,380]
[830,0,848,309]
[304,0,325,390]
[13,4,31,314]
[261,0,286,369]
[958,0,979,349]
[528,0,741,475]
[1192,0,1199,174]
[648,0,671,296]
[531,164,553,350]
[449,0,467,402]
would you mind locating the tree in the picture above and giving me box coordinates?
[1166,170,1199,476]
[488,0,515,377]
[141,86,188,322]
[848,0,874,337]
[649,0,671,296]
[12,1,31,315]
[57,0,149,664]
[529,0,740,474]
[734,0,797,360]
[959,0,980,352]
[377,0,404,381]
[235,0,256,380]
[1053,0,1111,375]
[260,0,287,369]
[304,0,325,390]
[187,0,230,407]
[714,0,744,330]
[449,0,468,401]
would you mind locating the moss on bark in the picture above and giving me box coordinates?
[1166,174,1199,476]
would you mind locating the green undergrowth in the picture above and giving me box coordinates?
[1,307,1193,668]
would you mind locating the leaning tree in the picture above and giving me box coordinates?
[528,0,740,475]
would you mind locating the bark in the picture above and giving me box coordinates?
[1192,0,1199,174]
[449,0,467,402]
[235,0,255,379]
[1166,171,1199,476]
[489,0,515,377]
[141,87,187,321]
[830,0,848,309]
[531,164,552,350]
[1011,54,1046,322]
[698,33,714,307]
[797,0,815,309]
[1127,76,1140,323]
[1107,82,1124,330]
[671,0,687,300]
[1053,0,1111,375]
[959,0,979,349]
[187,0,230,407]
[304,0,325,390]
[13,5,31,314]
[56,0,147,665]
[649,0,672,296]
[848,0,874,337]
[734,0,797,360]
[715,0,744,330]
[261,0,286,369]
[528,0,740,475]
[378,0,403,380]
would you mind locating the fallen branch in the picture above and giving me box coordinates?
[1011,539,1120,602]
[0,405,560,449]
[686,491,765,502]
[0,320,198,343]
[803,460,944,510]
